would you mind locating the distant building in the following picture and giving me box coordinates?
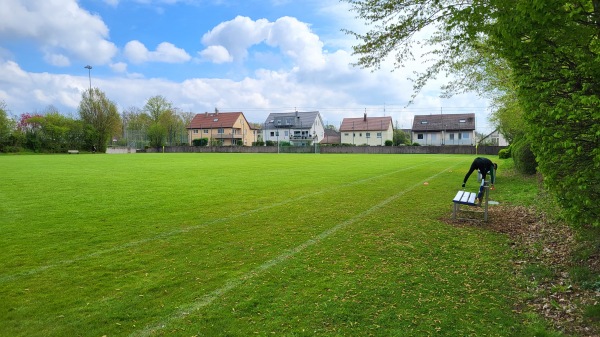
[263,111,325,146]
[411,113,476,146]
[321,128,341,145]
[482,129,509,146]
[187,111,256,146]
[340,114,393,146]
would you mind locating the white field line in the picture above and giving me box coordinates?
[0,159,449,284]
[131,165,456,337]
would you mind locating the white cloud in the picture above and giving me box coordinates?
[267,17,325,71]
[200,16,271,62]
[110,62,128,73]
[0,0,118,65]
[43,53,70,67]
[124,40,191,64]
[200,16,326,71]
[199,45,233,64]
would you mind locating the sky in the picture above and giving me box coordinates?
[0,0,494,132]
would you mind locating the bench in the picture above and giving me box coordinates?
[67,150,79,154]
[452,178,490,221]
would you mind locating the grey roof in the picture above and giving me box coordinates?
[411,113,475,131]
[263,111,321,129]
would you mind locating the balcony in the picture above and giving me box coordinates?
[289,135,314,140]
[213,133,243,139]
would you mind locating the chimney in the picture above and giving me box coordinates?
[215,107,219,115]
[205,111,208,116]
[363,113,367,122]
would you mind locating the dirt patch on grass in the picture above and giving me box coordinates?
[445,205,600,337]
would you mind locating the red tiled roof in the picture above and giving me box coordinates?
[187,112,244,129]
[340,116,392,132]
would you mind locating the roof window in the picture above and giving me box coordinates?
[421,121,428,124]
[459,119,466,123]
[213,118,219,122]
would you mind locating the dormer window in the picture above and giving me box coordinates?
[459,119,466,123]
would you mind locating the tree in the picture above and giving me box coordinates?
[393,129,410,146]
[342,0,492,100]
[79,88,121,152]
[490,0,600,227]
[143,95,174,146]
[343,0,600,227]
[0,101,14,152]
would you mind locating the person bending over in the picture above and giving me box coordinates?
[462,157,497,189]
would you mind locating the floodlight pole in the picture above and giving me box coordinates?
[84,65,92,92]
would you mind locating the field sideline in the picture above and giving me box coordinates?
[0,154,553,336]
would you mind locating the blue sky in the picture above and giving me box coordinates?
[0,0,493,131]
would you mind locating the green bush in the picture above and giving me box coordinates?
[192,138,208,146]
[512,138,537,175]
[253,141,265,146]
[498,147,511,159]
[265,140,276,146]
[384,140,393,146]
[411,142,421,146]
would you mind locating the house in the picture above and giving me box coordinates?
[339,114,393,146]
[479,128,509,146]
[321,128,341,145]
[187,111,256,146]
[263,111,325,146]
[411,113,476,146]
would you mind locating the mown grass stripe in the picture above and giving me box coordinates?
[0,159,448,284]
[131,164,457,337]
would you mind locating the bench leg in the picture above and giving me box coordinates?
[453,203,457,219]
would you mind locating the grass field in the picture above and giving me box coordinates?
[0,153,559,336]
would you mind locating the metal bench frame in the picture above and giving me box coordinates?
[452,179,490,221]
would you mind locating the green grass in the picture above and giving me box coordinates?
[0,154,558,336]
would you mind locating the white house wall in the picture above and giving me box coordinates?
[340,125,393,146]
[412,130,475,146]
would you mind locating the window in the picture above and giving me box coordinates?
[344,133,349,136]
[462,132,470,139]
[377,132,382,138]
[459,119,466,123]
[417,134,424,140]
[359,133,362,137]
[193,130,198,134]
[218,128,224,134]
[366,132,371,138]
[284,131,289,136]
[277,120,281,125]
[213,118,219,122]
[270,132,275,137]
[421,121,428,124]
[203,129,208,134]
[449,133,455,140]
[276,131,279,136]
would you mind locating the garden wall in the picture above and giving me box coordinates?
[145,145,506,155]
